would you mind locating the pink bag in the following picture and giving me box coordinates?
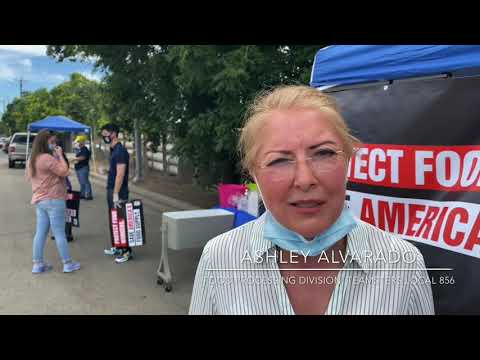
[218,184,247,209]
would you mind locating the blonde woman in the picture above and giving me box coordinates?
[189,85,434,315]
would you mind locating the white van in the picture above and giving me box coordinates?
[8,132,36,168]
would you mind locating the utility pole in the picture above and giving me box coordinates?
[0,98,9,119]
[14,77,28,97]
[133,118,144,183]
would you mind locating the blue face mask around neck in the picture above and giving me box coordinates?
[263,206,358,257]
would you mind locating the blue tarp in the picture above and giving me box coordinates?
[28,115,90,133]
[214,207,258,228]
[310,45,480,88]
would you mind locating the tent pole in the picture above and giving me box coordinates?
[90,129,97,174]
[25,128,30,176]
[26,130,30,162]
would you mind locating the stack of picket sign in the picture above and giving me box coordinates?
[110,199,146,248]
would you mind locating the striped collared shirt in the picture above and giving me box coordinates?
[189,213,435,315]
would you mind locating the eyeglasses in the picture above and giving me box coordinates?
[257,149,345,182]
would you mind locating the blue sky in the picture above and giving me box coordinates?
[0,45,102,114]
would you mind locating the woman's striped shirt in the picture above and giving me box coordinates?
[189,213,435,315]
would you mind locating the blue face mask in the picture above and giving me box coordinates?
[48,144,55,152]
[264,206,358,257]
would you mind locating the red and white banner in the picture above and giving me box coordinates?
[110,200,146,248]
[126,203,136,247]
[332,76,480,313]
[348,144,480,192]
[347,190,480,259]
[111,209,121,248]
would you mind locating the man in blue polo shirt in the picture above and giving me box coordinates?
[101,123,133,263]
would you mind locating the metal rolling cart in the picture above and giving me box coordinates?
[156,209,235,292]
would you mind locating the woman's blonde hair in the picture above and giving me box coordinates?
[238,85,361,174]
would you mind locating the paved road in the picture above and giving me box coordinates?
[0,152,202,314]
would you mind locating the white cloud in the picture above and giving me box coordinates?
[3,72,67,88]
[0,48,35,82]
[18,58,32,71]
[0,46,98,95]
[82,55,100,63]
[44,73,67,83]
[80,71,103,82]
[24,72,66,84]
[0,45,46,57]
[0,64,15,80]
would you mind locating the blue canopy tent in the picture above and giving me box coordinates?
[28,115,91,133]
[310,45,480,89]
[26,115,96,172]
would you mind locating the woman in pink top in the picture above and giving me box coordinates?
[27,130,81,274]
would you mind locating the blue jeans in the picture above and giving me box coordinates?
[33,199,72,264]
[76,166,92,198]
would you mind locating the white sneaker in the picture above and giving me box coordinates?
[104,247,122,256]
[115,251,133,264]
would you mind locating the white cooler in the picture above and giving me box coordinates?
[163,209,235,250]
[157,209,235,291]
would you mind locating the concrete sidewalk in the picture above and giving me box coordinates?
[89,172,201,212]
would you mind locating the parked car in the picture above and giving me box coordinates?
[2,137,10,154]
[0,137,6,150]
[8,133,36,168]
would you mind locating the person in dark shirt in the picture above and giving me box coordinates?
[101,123,132,263]
[73,135,93,200]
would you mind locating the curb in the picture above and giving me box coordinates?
[90,172,201,211]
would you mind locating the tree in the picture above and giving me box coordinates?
[164,45,322,183]
[0,73,108,136]
[48,45,178,178]
[0,120,9,136]
[46,45,324,185]
[0,89,62,132]
[50,73,105,129]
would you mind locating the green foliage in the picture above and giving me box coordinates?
[0,119,9,136]
[45,45,323,184]
[0,72,106,134]
[50,73,105,128]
